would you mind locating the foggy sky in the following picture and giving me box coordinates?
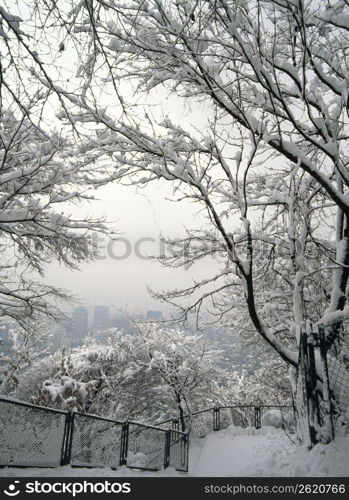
[46,180,222,315]
[45,81,224,314]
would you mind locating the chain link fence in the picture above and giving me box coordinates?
[70,413,123,468]
[168,430,189,472]
[319,318,349,424]
[0,397,189,472]
[0,398,67,467]
[126,422,167,470]
[217,406,255,430]
[1,396,293,471]
[155,404,294,437]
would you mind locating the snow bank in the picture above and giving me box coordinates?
[191,425,349,477]
[263,428,349,477]
[261,410,294,430]
[189,425,294,476]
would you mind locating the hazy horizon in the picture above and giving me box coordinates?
[46,181,223,315]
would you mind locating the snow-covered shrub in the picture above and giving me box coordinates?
[14,332,159,417]
[14,327,224,423]
[261,410,294,431]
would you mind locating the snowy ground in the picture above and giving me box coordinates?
[189,425,349,477]
[1,425,348,477]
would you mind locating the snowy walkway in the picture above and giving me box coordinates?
[188,425,349,477]
[189,426,294,476]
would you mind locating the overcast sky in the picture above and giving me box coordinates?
[29,27,224,316]
[46,173,222,315]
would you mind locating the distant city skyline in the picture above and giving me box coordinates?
[54,303,252,373]
[59,305,167,350]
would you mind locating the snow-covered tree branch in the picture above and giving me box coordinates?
[44,0,347,368]
[0,4,116,393]
[2,0,349,416]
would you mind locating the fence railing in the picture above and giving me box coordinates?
[0,397,189,472]
[1,396,293,472]
[155,404,294,436]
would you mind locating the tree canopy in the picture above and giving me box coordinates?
[1,0,349,371]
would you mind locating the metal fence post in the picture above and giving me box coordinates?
[254,406,261,429]
[213,406,220,431]
[119,421,129,466]
[173,418,179,431]
[61,410,75,465]
[186,433,189,470]
[183,433,189,471]
[164,430,171,469]
[318,327,334,442]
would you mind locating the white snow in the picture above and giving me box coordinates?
[261,410,294,430]
[189,426,294,477]
[1,425,348,477]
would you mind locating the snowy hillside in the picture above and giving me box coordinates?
[1,425,348,477]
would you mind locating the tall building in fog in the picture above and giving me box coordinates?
[70,306,88,346]
[110,314,137,335]
[93,305,110,330]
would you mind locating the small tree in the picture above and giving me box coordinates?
[0,321,50,394]
[134,322,223,431]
